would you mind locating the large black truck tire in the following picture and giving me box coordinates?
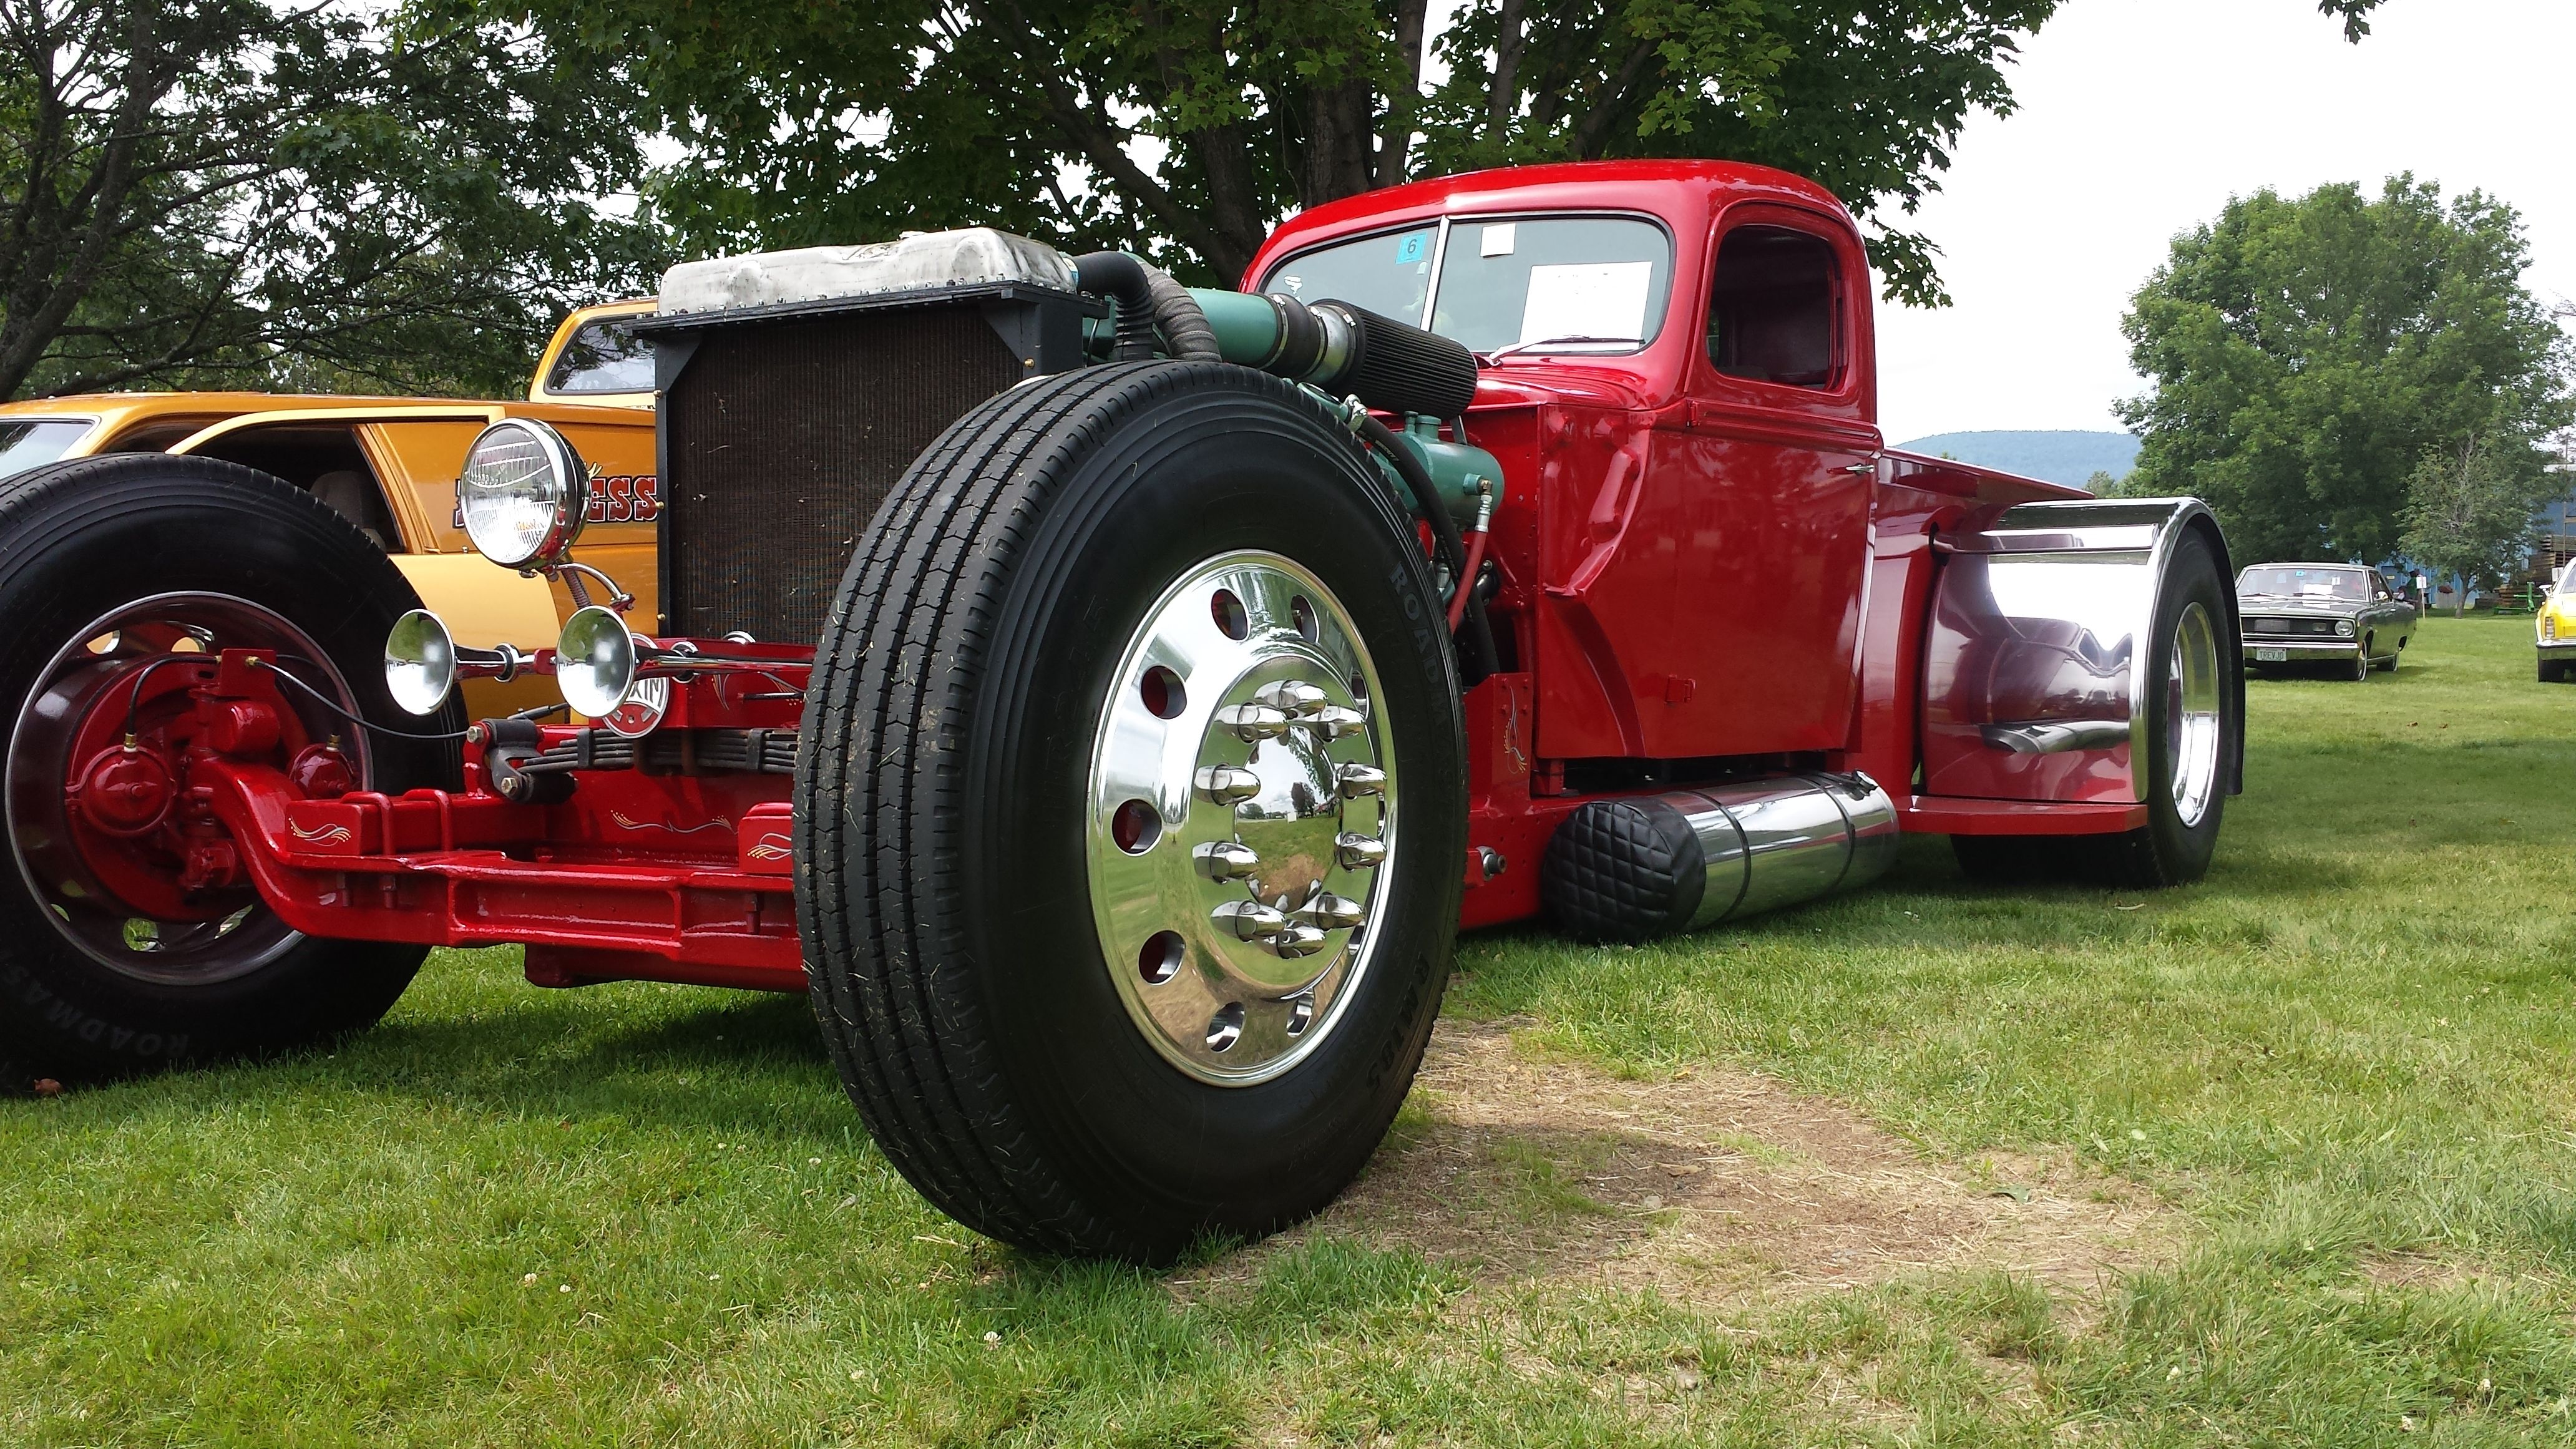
[0,455,456,1090]
[1954,527,2240,890]
[796,361,1468,1262]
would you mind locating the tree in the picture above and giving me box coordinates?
[509,0,2386,301]
[2398,434,2550,615]
[2117,177,2575,565]
[0,0,667,401]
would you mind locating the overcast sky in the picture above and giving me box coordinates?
[1873,0,2576,446]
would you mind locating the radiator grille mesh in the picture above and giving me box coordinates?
[663,308,1021,642]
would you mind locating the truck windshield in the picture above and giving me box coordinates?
[2238,566,2368,602]
[544,316,654,394]
[0,419,94,479]
[1264,216,1672,358]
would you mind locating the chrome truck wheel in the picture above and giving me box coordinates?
[1088,553,1393,1084]
[0,456,454,1088]
[797,363,1466,1262]
[2165,601,2223,830]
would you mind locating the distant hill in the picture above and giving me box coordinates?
[1890,431,2141,490]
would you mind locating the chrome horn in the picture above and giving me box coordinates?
[555,605,644,720]
[555,605,805,721]
[384,609,529,716]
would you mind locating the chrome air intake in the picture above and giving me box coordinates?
[1540,773,1900,944]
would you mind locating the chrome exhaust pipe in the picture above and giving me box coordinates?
[1540,773,1899,942]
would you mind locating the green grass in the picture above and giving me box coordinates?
[6,616,2574,1445]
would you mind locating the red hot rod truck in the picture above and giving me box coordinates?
[0,161,2242,1261]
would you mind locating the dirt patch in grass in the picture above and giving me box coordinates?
[1246,1018,2168,1307]
[2358,1249,2491,1294]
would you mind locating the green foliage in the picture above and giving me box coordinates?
[499,1,2388,301]
[492,0,2031,300]
[0,0,669,401]
[2400,435,2552,614]
[2117,176,2575,565]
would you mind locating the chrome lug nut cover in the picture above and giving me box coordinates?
[1194,765,1262,804]
[1292,892,1366,931]
[1332,763,1385,798]
[1212,703,1291,741]
[1334,832,1387,869]
[1085,552,1397,1086]
[1212,899,1290,940]
[1253,680,1328,716]
[1308,705,1367,741]
[1266,924,1329,959]
[1194,841,1260,881]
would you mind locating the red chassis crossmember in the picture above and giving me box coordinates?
[176,646,811,994]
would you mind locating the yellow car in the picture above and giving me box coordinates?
[2539,564,2575,682]
[0,303,658,715]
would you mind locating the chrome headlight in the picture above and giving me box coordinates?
[384,610,457,715]
[557,605,638,718]
[458,418,588,569]
[2335,619,2355,638]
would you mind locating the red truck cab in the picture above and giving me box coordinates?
[1249,162,2232,926]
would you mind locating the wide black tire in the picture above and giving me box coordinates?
[1952,527,2239,890]
[0,455,456,1090]
[794,361,1466,1262]
[2351,642,2371,682]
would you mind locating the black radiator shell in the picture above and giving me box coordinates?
[637,283,1100,642]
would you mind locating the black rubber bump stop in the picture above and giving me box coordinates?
[1541,798,1707,944]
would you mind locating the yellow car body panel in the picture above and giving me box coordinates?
[0,305,662,718]
[2538,576,2576,678]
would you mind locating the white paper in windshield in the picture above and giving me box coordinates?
[1518,261,1652,347]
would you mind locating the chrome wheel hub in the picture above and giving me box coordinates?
[1086,552,1394,1086]
[2167,600,2222,828]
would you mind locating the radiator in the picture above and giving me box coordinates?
[644,278,1098,644]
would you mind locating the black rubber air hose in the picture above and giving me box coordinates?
[1071,251,1159,360]
[1143,266,1221,361]
[1073,251,1221,361]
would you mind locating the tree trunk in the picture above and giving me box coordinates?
[1299,79,1377,209]
[1374,0,1431,188]
[1486,0,1528,145]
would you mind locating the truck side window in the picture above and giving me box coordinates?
[1706,225,1840,389]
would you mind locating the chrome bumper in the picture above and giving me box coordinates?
[2537,641,2576,660]
[2243,638,2358,658]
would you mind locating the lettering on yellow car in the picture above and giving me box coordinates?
[451,474,659,529]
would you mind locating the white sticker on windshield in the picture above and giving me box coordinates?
[1518,261,1652,348]
[1479,223,1516,257]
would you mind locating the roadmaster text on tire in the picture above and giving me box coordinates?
[796,361,1468,1262]
[0,455,457,1091]
[1954,526,2240,890]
